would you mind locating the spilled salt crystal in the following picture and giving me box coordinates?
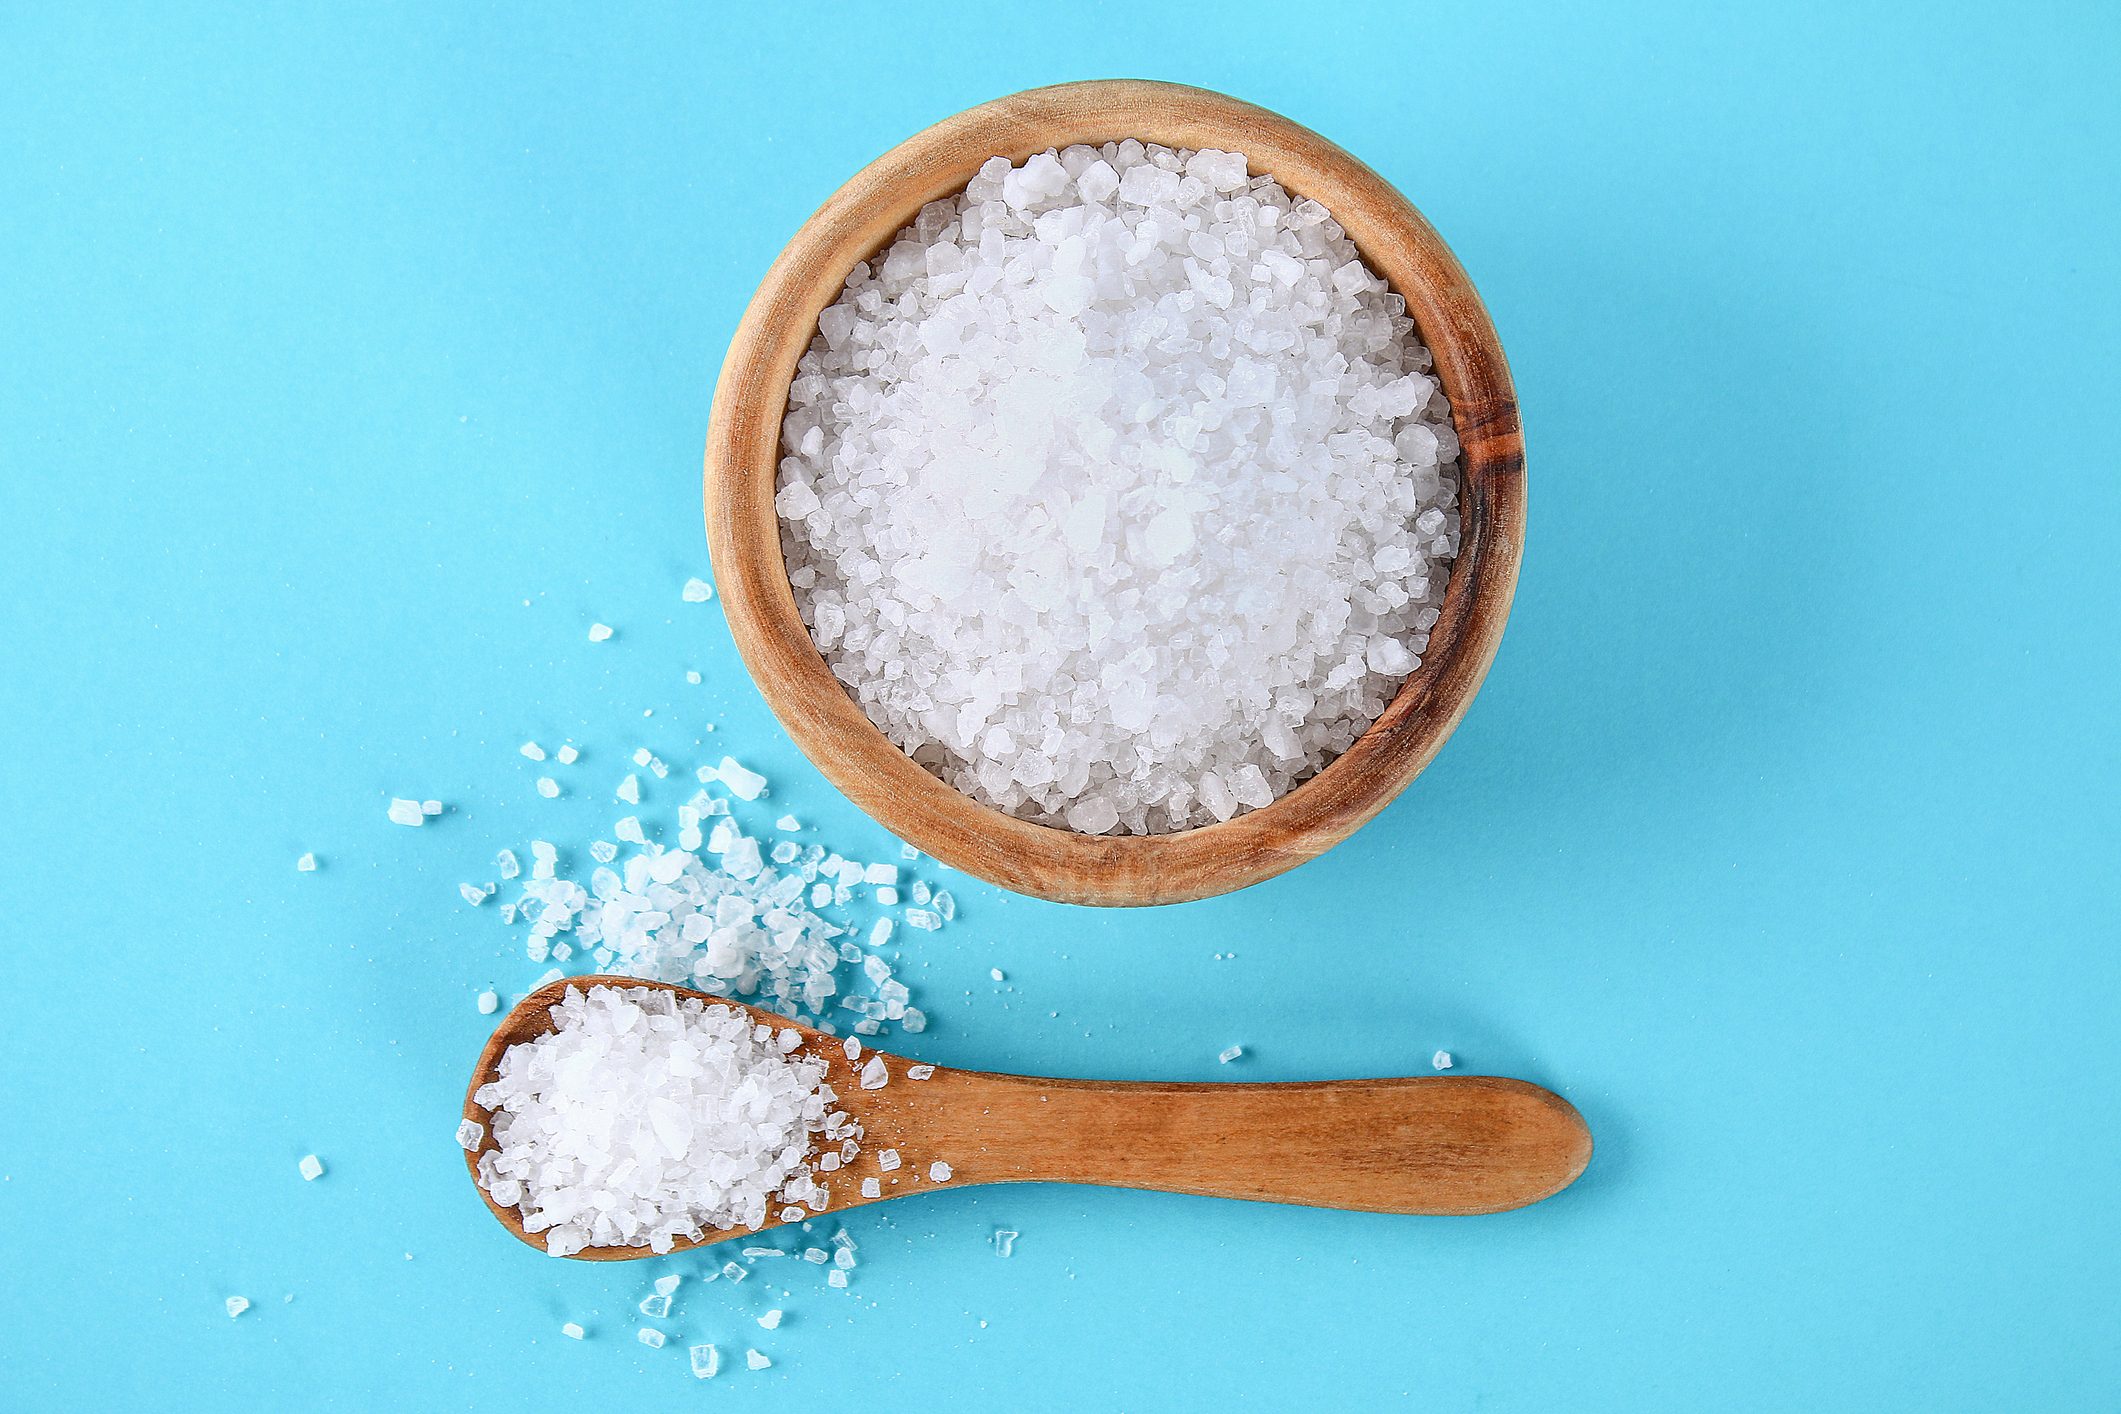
[298,1154,324,1181]
[682,578,714,603]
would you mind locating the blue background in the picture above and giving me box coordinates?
[4,2,2117,1409]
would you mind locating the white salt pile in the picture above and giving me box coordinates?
[498,790,927,1037]
[473,984,856,1256]
[779,142,1462,834]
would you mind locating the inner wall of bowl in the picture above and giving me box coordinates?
[770,126,1489,826]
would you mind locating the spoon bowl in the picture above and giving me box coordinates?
[464,977,1591,1261]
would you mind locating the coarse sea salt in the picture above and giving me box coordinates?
[473,984,856,1256]
[779,142,1461,835]
[387,798,425,827]
[225,1296,250,1318]
[682,578,714,603]
[295,851,317,872]
[298,1154,324,1181]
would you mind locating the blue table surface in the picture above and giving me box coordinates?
[5,2,2117,1409]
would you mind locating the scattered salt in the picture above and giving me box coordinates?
[556,744,579,764]
[562,1321,585,1340]
[1219,1045,1244,1064]
[746,1350,771,1371]
[295,852,317,872]
[298,1154,324,1181]
[225,1296,249,1318]
[588,623,614,642]
[907,1064,934,1081]
[689,1343,720,1378]
[929,1161,952,1183]
[476,990,497,1015]
[387,798,424,827]
[520,742,547,761]
[459,883,486,906]
[757,1309,783,1330]
[536,777,560,799]
[993,1228,1018,1257]
[638,1292,671,1319]
[1432,1050,1454,1071]
[637,1328,665,1349]
[682,577,714,603]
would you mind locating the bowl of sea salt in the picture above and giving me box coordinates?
[706,81,1524,906]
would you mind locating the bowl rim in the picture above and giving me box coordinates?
[705,79,1524,907]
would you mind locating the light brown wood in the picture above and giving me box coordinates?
[705,80,1525,906]
[464,978,1590,1261]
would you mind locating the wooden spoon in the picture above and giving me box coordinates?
[463,977,1591,1260]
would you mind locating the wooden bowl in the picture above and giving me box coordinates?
[705,80,1524,907]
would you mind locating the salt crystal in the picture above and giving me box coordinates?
[459,883,485,906]
[745,1350,771,1371]
[860,1178,880,1198]
[990,968,1005,982]
[295,852,317,872]
[682,577,714,603]
[298,1154,324,1181]
[588,623,613,642]
[555,744,578,764]
[928,1161,952,1183]
[616,774,639,804]
[520,741,546,761]
[1431,1050,1454,1071]
[722,1261,747,1282]
[638,1292,671,1319]
[877,1149,900,1172]
[637,1328,665,1349]
[562,1322,585,1340]
[654,1274,680,1296]
[689,1343,720,1378]
[456,1119,484,1151]
[713,756,767,801]
[875,886,898,905]
[860,1056,888,1089]
[993,1228,1018,1257]
[775,814,801,831]
[421,800,443,816]
[907,1064,934,1080]
[495,848,519,878]
[827,1269,848,1288]
[386,798,424,827]
[1219,1045,1243,1064]
[476,989,497,1014]
[536,777,560,799]
[757,1309,783,1330]
[225,1296,249,1318]
[903,908,941,931]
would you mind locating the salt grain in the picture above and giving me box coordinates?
[387,798,425,827]
[562,1321,585,1340]
[476,990,498,1015]
[746,1350,771,1370]
[637,1328,665,1349]
[225,1296,249,1318]
[689,1343,720,1378]
[298,1154,324,1181]
[521,742,547,761]
[682,578,714,603]
[1431,1050,1454,1071]
[556,745,579,764]
[1219,1045,1243,1064]
[295,852,317,872]
[456,1119,484,1151]
[588,623,614,642]
[536,777,560,799]
[757,1309,783,1330]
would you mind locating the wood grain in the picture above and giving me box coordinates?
[704,80,1525,906]
[464,979,1590,1261]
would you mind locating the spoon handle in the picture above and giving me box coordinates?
[923,1071,1590,1215]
